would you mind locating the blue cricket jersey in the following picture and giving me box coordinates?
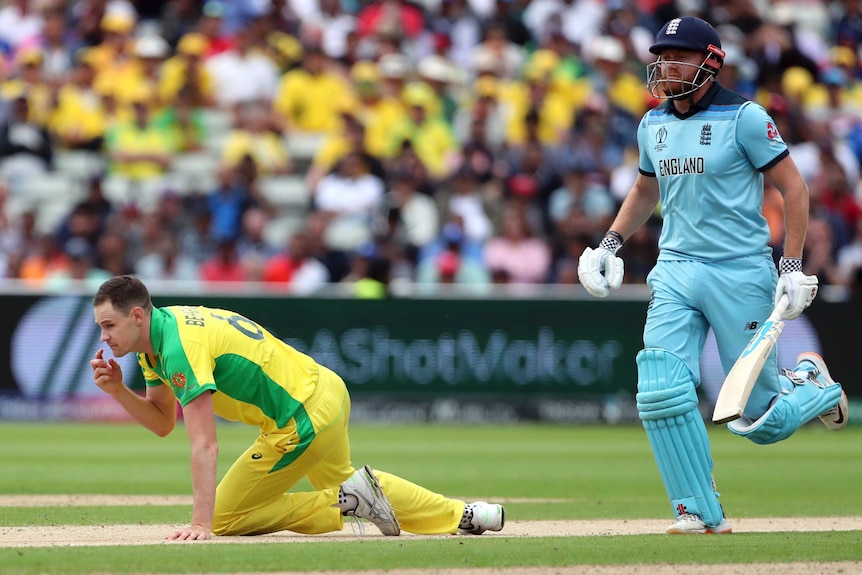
[638,82,789,261]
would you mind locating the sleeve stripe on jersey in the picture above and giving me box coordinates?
[757,149,790,172]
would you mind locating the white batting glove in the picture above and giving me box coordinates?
[578,233,625,298]
[774,257,818,320]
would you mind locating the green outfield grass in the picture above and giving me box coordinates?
[2,533,862,574]
[1,422,861,573]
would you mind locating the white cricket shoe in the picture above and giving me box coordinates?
[458,501,505,535]
[797,352,848,431]
[820,392,849,431]
[666,513,732,535]
[340,465,400,536]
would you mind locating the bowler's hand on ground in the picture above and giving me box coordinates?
[166,524,212,541]
[578,247,624,298]
[90,349,124,396]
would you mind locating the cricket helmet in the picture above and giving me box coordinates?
[650,16,722,55]
[646,17,726,100]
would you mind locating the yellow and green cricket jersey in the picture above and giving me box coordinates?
[139,306,321,433]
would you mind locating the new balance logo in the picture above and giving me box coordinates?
[745,321,759,330]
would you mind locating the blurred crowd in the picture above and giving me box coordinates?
[0,0,861,297]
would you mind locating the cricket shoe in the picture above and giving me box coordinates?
[796,352,848,431]
[666,513,732,535]
[458,501,505,535]
[340,465,400,536]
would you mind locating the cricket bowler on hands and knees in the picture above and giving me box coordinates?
[90,275,504,541]
[577,16,848,535]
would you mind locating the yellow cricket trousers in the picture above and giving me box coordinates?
[212,364,465,535]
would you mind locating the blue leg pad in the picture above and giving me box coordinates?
[728,370,844,445]
[636,349,724,527]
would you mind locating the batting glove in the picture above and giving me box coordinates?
[774,257,818,320]
[578,233,624,298]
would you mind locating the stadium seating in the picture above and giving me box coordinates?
[169,151,219,195]
[257,174,311,209]
[16,172,85,234]
[53,151,105,181]
[263,213,307,248]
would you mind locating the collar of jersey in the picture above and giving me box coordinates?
[149,306,169,357]
[664,81,723,119]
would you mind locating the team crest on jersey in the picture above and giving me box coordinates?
[700,124,712,145]
[171,372,187,388]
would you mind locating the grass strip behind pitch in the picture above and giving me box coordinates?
[1,533,861,574]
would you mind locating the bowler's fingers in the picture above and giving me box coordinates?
[166,528,211,541]
[89,349,105,372]
[89,349,114,374]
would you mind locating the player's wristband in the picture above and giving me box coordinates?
[778,256,803,274]
[599,232,623,254]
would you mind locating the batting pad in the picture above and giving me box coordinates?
[636,349,724,527]
[728,370,844,445]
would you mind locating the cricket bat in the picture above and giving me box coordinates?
[712,294,790,425]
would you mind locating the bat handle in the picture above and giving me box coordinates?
[768,294,791,322]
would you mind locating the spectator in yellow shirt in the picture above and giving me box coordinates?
[503,66,573,148]
[306,113,388,193]
[104,87,175,181]
[348,60,407,159]
[388,82,460,180]
[88,12,138,84]
[5,49,53,127]
[110,33,171,110]
[416,54,458,124]
[272,46,352,134]
[160,33,215,108]
[523,48,592,112]
[584,35,650,119]
[221,102,291,175]
[49,50,108,150]
[263,31,304,75]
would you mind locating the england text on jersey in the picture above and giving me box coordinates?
[659,157,705,176]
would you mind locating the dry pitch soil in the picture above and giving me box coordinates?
[1,496,859,575]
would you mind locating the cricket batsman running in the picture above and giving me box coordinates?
[577,16,848,534]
